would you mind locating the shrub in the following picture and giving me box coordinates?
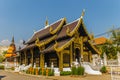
[71,66,85,75]
[100,66,107,73]
[78,66,84,75]
[48,69,54,76]
[38,68,42,75]
[71,66,77,75]
[26,67,54,76]
[0,65,4,70]
[60,71,71,76]
[11,67,15,70]
[26,69,29,74]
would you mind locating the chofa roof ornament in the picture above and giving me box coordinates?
[45,16,49,28]
[80,9,85,19]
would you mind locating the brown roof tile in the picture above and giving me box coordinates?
[26,18,64,44]
[42,38,71,53]
[57,20,79,39]
[20,43,36,51]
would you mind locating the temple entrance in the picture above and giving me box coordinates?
[83,52,89,62]
[27,53,31,65]
[45,52,58,67]
[26,50,31,65]
[75,48,80,63]
[63,53,70,67]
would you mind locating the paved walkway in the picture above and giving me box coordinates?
[0,70,111,80]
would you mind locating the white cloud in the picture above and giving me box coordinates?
[0,40,11,46]
[0,39,25,51]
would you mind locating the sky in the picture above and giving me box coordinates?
[0,0,120,46]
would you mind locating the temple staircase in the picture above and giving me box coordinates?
[82,62,102,75]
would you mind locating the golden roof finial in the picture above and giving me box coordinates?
[81,9,85,18]
[45,16,49,27]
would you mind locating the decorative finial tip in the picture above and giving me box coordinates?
[45,16,49,27]
[33,30,36,33]
[83,9,85,12]
[81,9,85,18]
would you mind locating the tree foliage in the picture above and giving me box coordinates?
[99,28,120,60]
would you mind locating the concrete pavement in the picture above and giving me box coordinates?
[0,70,111,80]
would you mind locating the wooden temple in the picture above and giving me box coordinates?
[19,12,101,71]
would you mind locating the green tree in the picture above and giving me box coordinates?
[0,50,7,63]
[2,50,7,56]
[100,28,120,60]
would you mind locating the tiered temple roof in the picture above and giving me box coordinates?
[20,17,100,55]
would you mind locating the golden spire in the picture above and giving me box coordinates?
[81,9,85,18]
[45,16,49,27]
[11,36,14,44]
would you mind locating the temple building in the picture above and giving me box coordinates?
[19,13,101,71]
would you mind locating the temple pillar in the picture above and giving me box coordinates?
[19,52,22,65]
[30,48,34,66]
[40,53,44,68]
[92,55,96,66]
[24,50,27,65]
[89,51,92,62]
[117,51,120,66]
[80,37,83,61]
[59,52,63,71]
[103,52,107,66]
[70,44,73,66]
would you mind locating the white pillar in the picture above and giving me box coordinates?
[92,55,96,66]
[14,58,17,67]
[5,59,8,69]
[117,51,120,66]
[103,52,107,66]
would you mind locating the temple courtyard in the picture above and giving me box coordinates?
[0,70,111,80]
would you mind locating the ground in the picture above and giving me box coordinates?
[0,70,111,80]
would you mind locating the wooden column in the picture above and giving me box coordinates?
[40,53,44,68]
[59,52,63,71]
[30,49,34,66]
[89,51,92,62]
[70,43,73,66]
[80,37,83,59]
[19,52,22,65]
[24,50,27,65]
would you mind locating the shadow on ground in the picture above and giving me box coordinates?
[0,76,6,80]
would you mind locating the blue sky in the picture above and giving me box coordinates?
[0,0,120,45]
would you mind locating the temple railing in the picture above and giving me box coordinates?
[111,65,120,80]
[107,60,118,66]
[82,62,100,70]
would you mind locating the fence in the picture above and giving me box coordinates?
[111,65,120,80]
[107,60,118,66]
